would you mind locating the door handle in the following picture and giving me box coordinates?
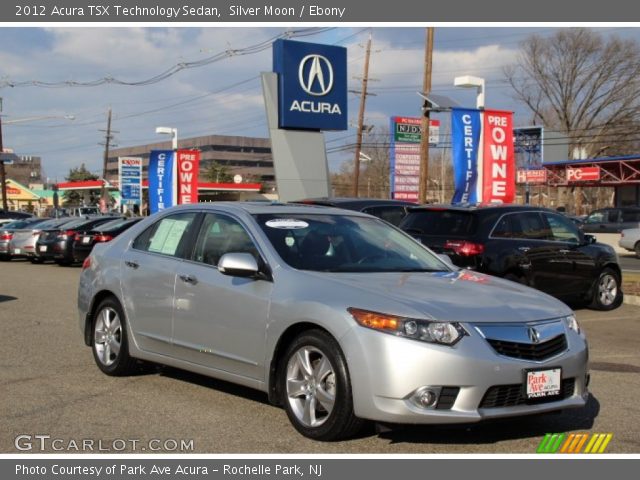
[125,260,139,269]
[518,246,530,252]
[179,274,198,285]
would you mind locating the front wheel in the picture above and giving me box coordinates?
[279,330,363,441]
[589,268,623,311]
[92,297,137,376]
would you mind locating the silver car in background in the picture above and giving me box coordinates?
[78,203,589,440]
[619,228,640,258]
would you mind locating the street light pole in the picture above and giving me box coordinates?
[0,98,7,211]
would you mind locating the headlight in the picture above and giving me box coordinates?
[348,308,467,346]
[563,314,580,334]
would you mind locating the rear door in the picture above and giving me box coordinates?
[120,211,199,356]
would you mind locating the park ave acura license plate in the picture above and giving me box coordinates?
[526,368,561,399]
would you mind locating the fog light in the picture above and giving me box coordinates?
[419,390,437,407]
[410,387,440,409]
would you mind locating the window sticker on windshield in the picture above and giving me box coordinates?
[265,219,309,230]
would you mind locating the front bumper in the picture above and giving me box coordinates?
[341,322,588,424]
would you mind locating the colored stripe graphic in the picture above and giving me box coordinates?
[537,433,565,453]
[541,433,613,454]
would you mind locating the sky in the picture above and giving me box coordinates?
[1,26,639,182]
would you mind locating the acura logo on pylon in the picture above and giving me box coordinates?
[298,54,334,96]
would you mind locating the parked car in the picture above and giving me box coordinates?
[400,204,622,310]
[0,218,48,261]
[79,203,588,440]
[619,228,640,258]
[0,209,33,220]
[72,217,143,263]
[9,217,78,263]
[293,198,416,226]
[36,216,123,265]
[581,207,640,233]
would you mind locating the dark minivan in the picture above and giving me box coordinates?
[400,204,622,310]
[581,207,640,233]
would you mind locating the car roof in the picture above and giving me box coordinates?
[294,197,416,209]
[407,203,558,214]
[159,202,374,217]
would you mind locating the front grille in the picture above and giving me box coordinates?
[479,378,575,408]
[487,334,567,361]
[435,387,460,410]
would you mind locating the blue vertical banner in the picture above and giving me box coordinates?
[148,150,176,214]
[451,108,482,204]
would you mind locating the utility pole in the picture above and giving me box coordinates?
[418,27,434,204]
[99,108,114,212]
[0,97,7,211]
[352,33,373,198]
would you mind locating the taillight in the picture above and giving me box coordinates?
[444,240,485,257]
[82,257,91,270]
[95,234,113,243]
[58,229,76,240]
[0,233,12,241]
[621,232,625,238]
[74,234,82,241]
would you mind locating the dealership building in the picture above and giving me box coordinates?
[105,134,276,200]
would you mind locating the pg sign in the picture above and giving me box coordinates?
[273,39,347,131]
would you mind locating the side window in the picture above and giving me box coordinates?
[492,215,513,238]
[621,210,640,222]
[362,206,408,226]
[544,213,580,243]
[132,212,197,258]
[192,213,259,267]
[585,211,605,224]
[513,212,551,240]
[608,209,622,223]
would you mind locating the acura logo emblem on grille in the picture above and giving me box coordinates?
[298,54,334,96]
[528,327,541,344]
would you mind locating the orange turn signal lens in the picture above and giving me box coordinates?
[348,308,402,332]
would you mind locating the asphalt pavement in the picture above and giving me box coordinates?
[1,259,639,453]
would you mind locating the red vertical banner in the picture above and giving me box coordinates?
[482,110,515,203]
[177,150,200,205]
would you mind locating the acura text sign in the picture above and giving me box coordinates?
[273,39,347,130]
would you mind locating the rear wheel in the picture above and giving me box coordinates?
[30,257,44,264]
[92,297,137,376]
[589,267,623,311]
[0,254,10,261]
[635,241,640,259]
[279,330,363,441]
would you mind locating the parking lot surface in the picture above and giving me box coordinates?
[1,260,639,453]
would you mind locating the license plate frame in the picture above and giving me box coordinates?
[524,367,562,400]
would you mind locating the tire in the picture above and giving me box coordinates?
[635,242,640,259]
[91,297,137,376]
[30,257,44,264]
[279,329,364,441]
[56,258,72,266]
[589,267,623,311]
[0,254,10,261]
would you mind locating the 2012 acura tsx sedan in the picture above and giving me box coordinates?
[78,202,589,440]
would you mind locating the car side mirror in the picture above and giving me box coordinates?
[583,234,597,245]
[218,252,260,278]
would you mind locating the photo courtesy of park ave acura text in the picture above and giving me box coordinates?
[1,21,639,456]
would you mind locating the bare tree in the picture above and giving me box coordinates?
[505,28,640,157]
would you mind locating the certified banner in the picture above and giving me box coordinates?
[118,157,142,206]
[451,108,515,204]
[148,150,176,214]
[451,108,481,203]
[177,150,200,205]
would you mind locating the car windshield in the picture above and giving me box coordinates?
[254,213,450,273]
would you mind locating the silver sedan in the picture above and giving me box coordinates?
[78,203,589,440]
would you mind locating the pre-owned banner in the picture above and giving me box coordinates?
[177,150,200,205]
[148,150,176,214]
[451,108,482,203]
[451,108,515,204]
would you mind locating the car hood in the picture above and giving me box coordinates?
[309,270,571,323]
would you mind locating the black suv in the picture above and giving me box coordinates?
[400,204,623,310]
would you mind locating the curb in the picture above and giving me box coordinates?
[624,295,640,307]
